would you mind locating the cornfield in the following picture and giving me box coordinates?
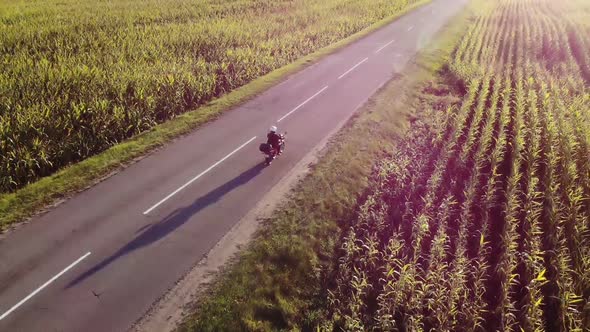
[0,0,421,193]
[327,0,590,331]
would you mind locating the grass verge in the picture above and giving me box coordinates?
[0,0,431,230]
[176,3,475,331]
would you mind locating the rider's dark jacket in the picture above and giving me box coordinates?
[267,132,281,149]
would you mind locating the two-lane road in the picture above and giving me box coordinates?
[0,0,467,330]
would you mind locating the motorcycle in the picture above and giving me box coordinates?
[259,132,286,166]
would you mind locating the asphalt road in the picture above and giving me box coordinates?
[0,0,467,330]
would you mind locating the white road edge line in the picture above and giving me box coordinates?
[374,39,395,54]
[337,57,368,80]
[408,26,414,31]
[143,136,257,215]
[277,86,329,123]
[0,252,91,321]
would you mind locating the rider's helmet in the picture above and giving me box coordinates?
[269,125,277,133]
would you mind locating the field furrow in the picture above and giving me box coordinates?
[326,0,590,330]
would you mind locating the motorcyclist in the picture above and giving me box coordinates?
[267,126,282,156]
